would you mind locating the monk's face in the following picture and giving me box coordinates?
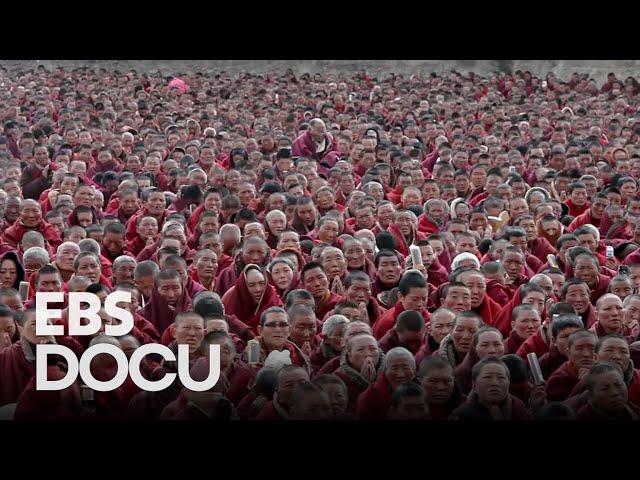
[277,369,309,409]
[385,355,416,390]
[473,363,509,406]
[568,336,597,370]
[0,293,24,312]
[0,314,16,341]
[258,312,290,351]
[174,316,205,354]
[206,338,233,372]
[114,262,136,284]
[347,335,379,371]
[21,313,54,345]
[420,366,454,405]
[158,277,182,305]
[21,203,42,228]
[597,337,630,373]
[76,256,101,283]
[289,313,316,347]
[37,272,62,293]
[452,317,479,355]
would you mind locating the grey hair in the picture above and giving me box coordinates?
[582,224,601,243]
[57,241,80,256]
[424,198,449,215]
[268,257,295,272]
[265,209,286,222]
[22,247,50,266]
[530,273,551,285]
[22,231,45,247]
[309,118,326,129]
[322,314,349,337]
[383,347,416,373]
[220,223,241,238]
[320,246,344,263]
[113,255,137,270]
[78,238,101,255]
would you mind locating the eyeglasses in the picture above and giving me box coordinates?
[263,322,290,329]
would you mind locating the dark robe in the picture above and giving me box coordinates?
[138,287,192,338]
[372,302,430,340]
[546,362,580,401]
[221,274,283,333]
[335,353,384,414]
[0,341,35,407]
[414,335,440,367]
[355,372,393,420]
[449,392,531,420]
[504,330,526,355]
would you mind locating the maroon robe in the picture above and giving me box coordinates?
[221,271,283,333]
[2,219,62,251]
[414,335,440,367]
[355,372,393,420]
[377,328,421,355]
[0,341,35,407]
[316,292,342,322]
[138,286,192,338]
[504,330,526,355]
[546,362,580,401]
[528,237,557,262]
[372,302,430,340]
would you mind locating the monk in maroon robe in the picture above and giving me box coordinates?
[546,330,597,401]
[2,200,61,251]
[222,264,283,334]
[356,347,416,420]
[138,269,192,338]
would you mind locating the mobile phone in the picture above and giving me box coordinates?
[546,254,559,269]
[247,339,261,364]
[619,265,631,276]
[409,245,423,270]
[606,246,615,259]
[527,353,545,385]
[509,166,516,173]
[18,281,30,302]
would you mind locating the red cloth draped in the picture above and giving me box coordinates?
[138,286,192,338]
[387,224,425,258]
[2,219,62,250]
[221,271,283,333]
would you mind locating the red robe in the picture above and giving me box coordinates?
[2,219,62,251]
[475,294,503,327]
[372,302,430,340]
[492,286,528,337]
[485,279,514,307]
[138,288,192,338]
[377,328,421,355]
[0,341,35,407]
[414,335,440,367]
[504,330,526,355]
[588,274,610,306]
[316,292,342,322]
[528,237,557,262]
[221,274,283,333]
[355,372,392,420]
[387,224,425,258]
[567,209,600,232]
[546,362,580,401]
[564,199,590,218]
[427,257,449,286]
[417,214,440,235]
[226,361,254,406]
